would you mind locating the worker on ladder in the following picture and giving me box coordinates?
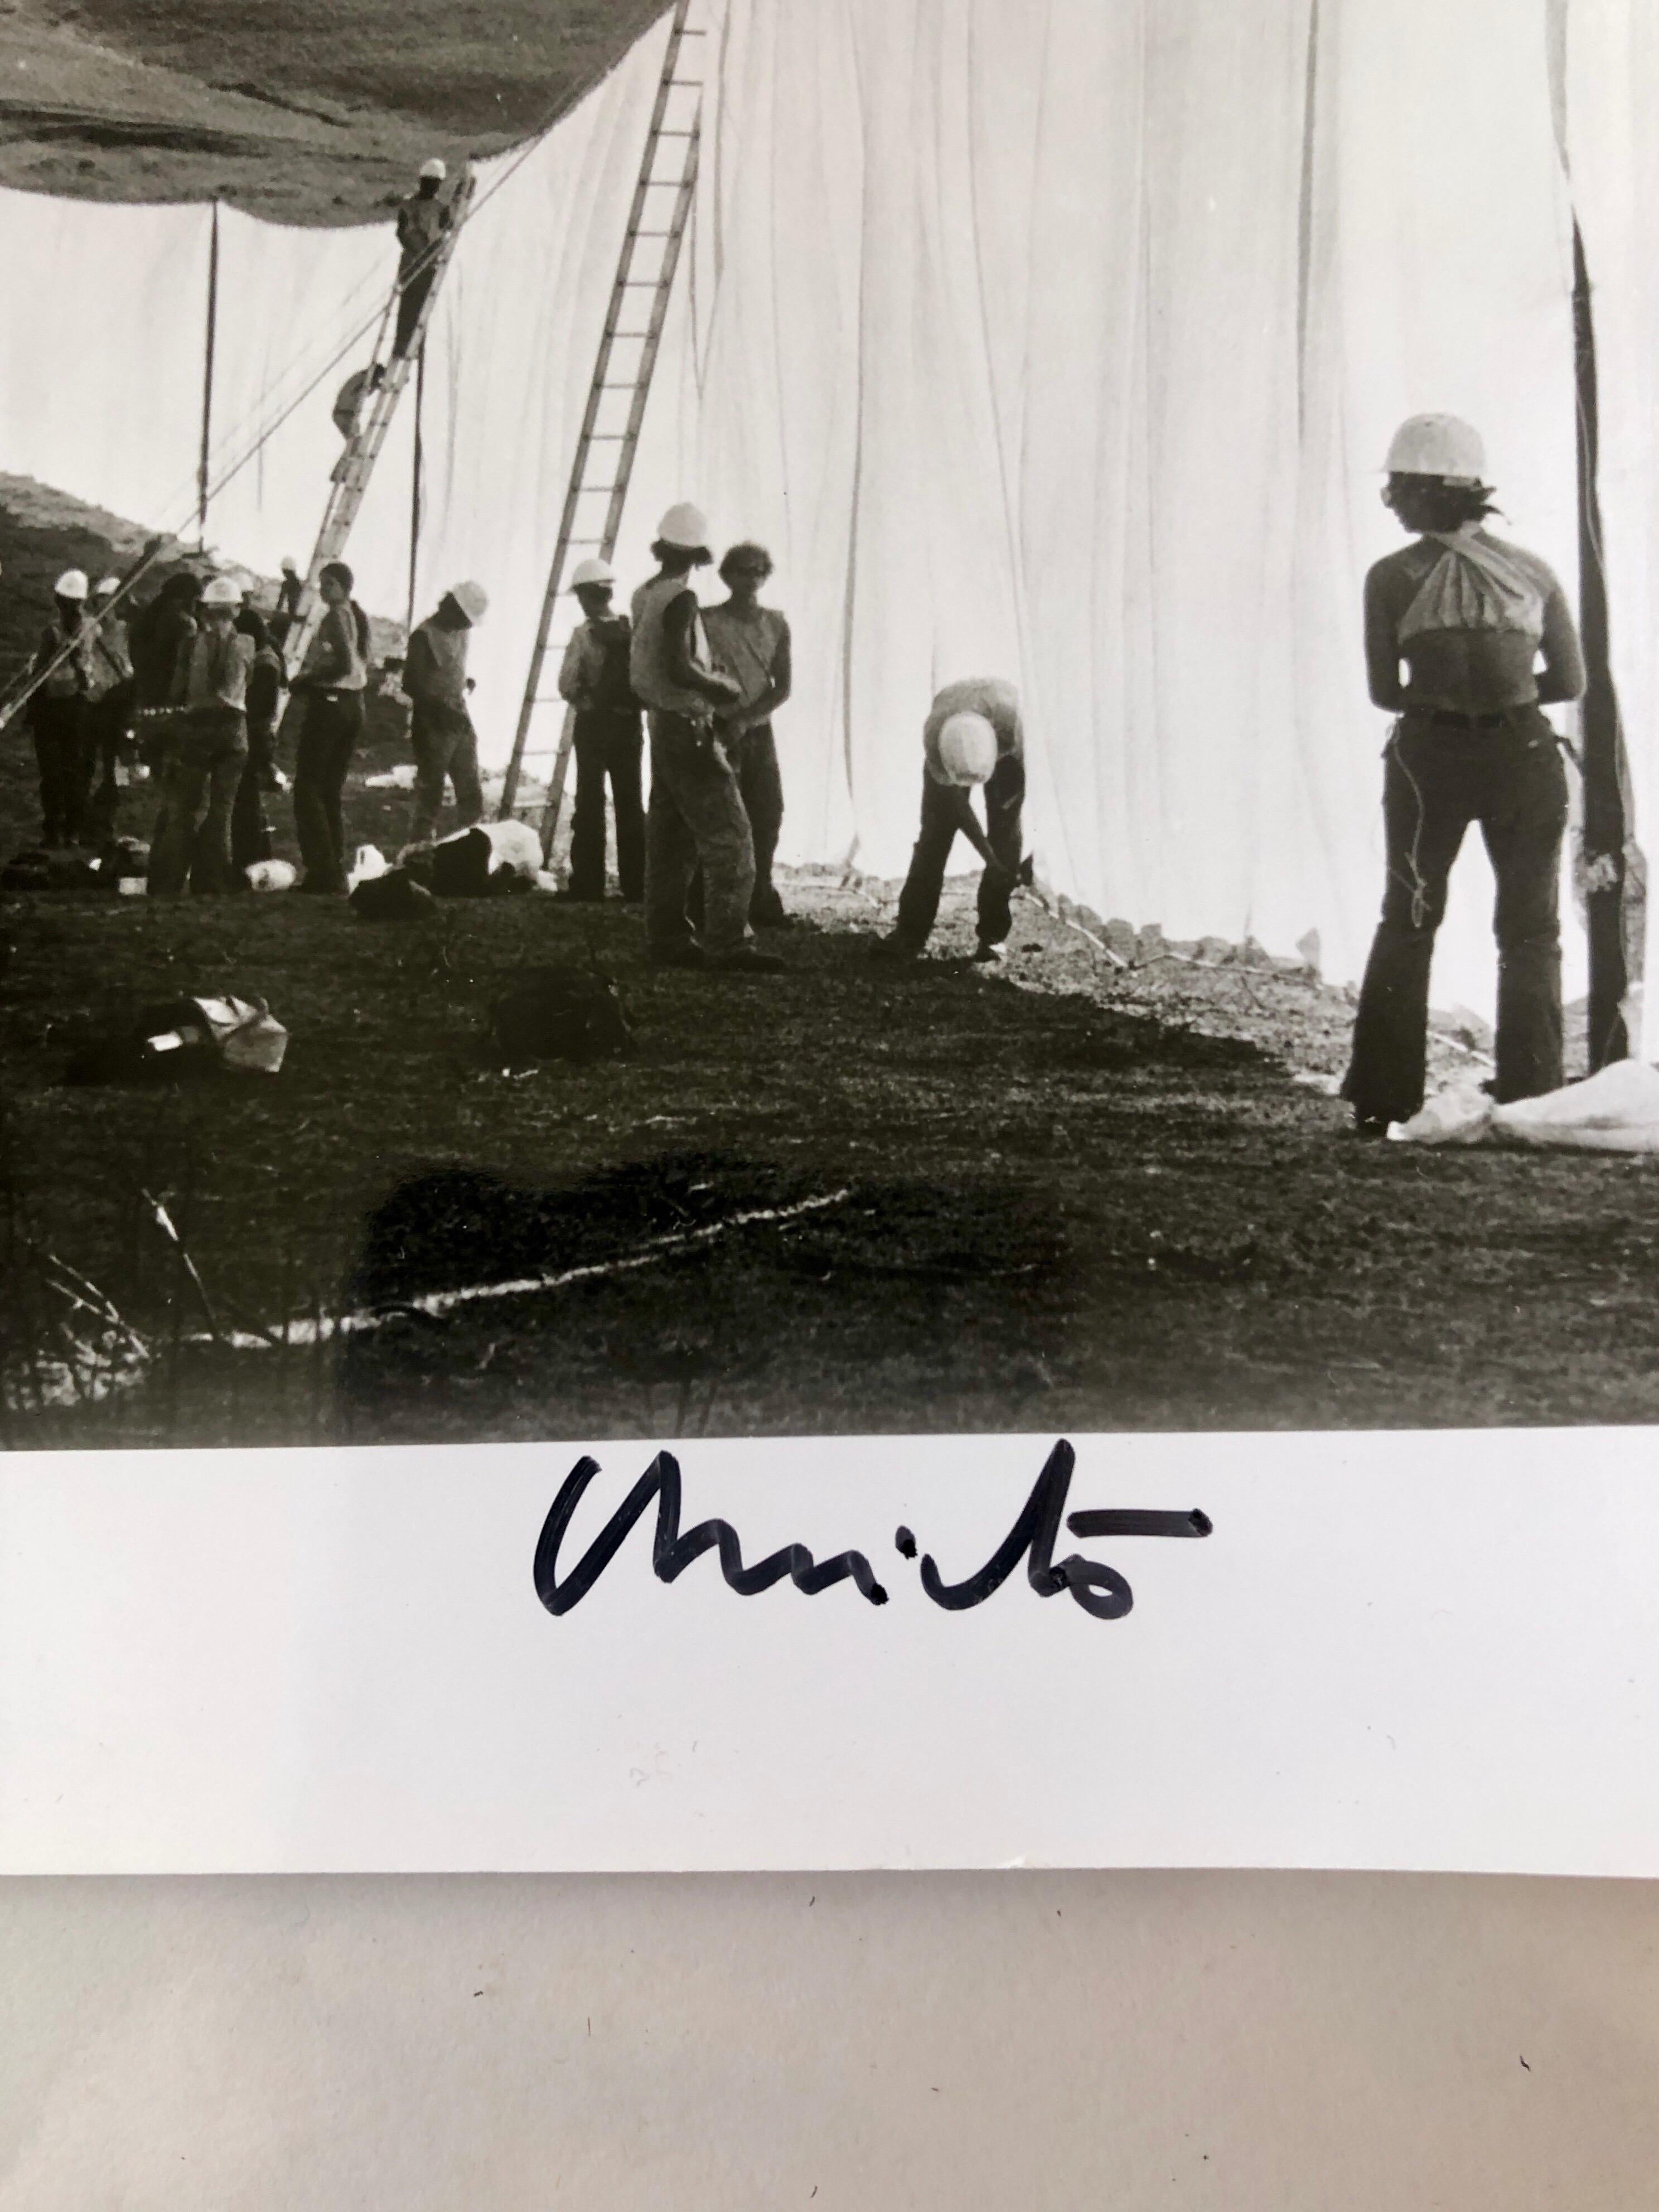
[404,579,489,845]
[394,158,453,358]
[632,505,785,974]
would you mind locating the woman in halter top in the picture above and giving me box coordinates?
[1340,413,1586,1135]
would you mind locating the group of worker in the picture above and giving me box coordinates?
[16,402,1570,1130]
[23,555,390,896]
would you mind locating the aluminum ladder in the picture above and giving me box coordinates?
[495,0,706,843]
[283,165,475,673]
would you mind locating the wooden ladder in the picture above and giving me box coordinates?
[495,0,706,842]
[283,166,476,673]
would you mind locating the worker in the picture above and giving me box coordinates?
[84,574,137,843]
[230,606,286,875]
[276,558,304,625]
[557,556,643,902]
[404,579,488,844]
[1341,414,1586,1133]
[873,678,1028,963]
[289,559,369,893]
[149,574,254,897]
[631,502,782,972]
[332,362,385,442]
[393,157,452,357]
[702,542,792,927]
[26,569,96,847]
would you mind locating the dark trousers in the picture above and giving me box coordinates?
[293,690,364,892]
[394,267,436,356]
[1342,710,1569,1124]
[569,708,645,899]
[409,699,483,845]
[686,723,786,928]
[85,682,137,844]
[32,697,93,846]
[231,719,279,874]
[644,713,755,956]
[893,755,1026,951]
[149,711,249,896]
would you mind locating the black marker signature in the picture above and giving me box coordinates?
[534,1440,1210,1621]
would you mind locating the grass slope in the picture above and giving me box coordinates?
[0,0,666,220]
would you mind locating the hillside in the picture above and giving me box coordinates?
[0,0,666,221]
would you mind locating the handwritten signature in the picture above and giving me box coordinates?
[534,1440,1211,1622]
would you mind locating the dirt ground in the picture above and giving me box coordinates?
[5,488,1657,1450]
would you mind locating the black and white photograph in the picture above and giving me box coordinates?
[8,7,1659,2211]
[5,0,1658,1449]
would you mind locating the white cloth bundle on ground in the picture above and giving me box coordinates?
[1393,1058,1659,1152]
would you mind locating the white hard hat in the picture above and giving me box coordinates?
[420,157,448,181]
[570,558,616,590]
[1384,413,1487,482]
[280,555,298,575]
[54,568,89,601]
[937,710,999,787]
[656,501,712,552]
[93,574,120,598]
[201,574,243,608]
[449,579,488,623]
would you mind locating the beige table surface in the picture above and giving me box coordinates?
[2,1872,1656,2209]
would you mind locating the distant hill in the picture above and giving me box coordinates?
[0,0,666,222]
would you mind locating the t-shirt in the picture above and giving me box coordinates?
[176,624,256,714]
[922,678,1024,786]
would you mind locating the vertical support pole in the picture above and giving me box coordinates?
[1572,219,1640,1067]
[407,340,425,638]
[198,201,221,550]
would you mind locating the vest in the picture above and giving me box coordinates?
[630,574,715,716]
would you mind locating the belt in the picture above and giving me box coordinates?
[1412,705,1532,730]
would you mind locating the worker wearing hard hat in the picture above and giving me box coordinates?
[291,559,371,893]
[557,557,644,902]
[26,569,98,846]
[276,556,304,626]
[84,574,138,843]
[702,543,793,928]
[393,157,452,357]
[404,578,488,844]
[631,503,782,971]
[149,573,255,896]
[1341,414,1586,1134]
[874,678,1029,963]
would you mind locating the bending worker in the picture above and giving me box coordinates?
[875,677,1028,963]
[558,557,643,903]
[394,158,452,357]
[404,579,488,845]
[631,503,782,972]
[703,541,792,928]
[150,574,253,897]
[1341,414,1585,1134]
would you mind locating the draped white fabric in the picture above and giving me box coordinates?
[0,0,1648,1016]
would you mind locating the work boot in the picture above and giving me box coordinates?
[751,884,790,929]
[707,943,785,974]
[971,940,1006,964]
[870,932,920,965]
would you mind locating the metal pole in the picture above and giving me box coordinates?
[407,340,425,637]
[198,202,220,549]
[1572,219,1641,1068]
